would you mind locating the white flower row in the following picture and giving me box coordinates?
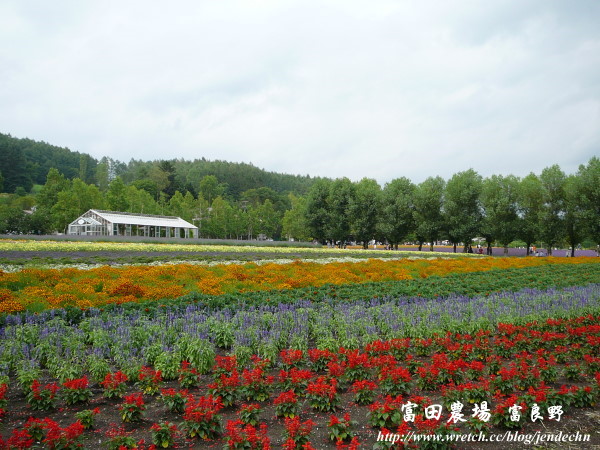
[0,255,456,273]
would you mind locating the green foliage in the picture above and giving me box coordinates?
[106,434,139,450]
[539,165,567,253]
[444,169,483,252]
[379,177,415,248]
[0,134,33,192]
[414,176,445,250]
[518,173,544,252]
[282,193,311,241]
[177,337,215,374]
[577,157,600,248]
[106,177,129,211]
[161,389,188,413]
[239,404,262,426]
[61,378,93,405]
[198,175,226,204]
[481,175,520,254]
[305,179,331,243]
[154,351,182,381]
[75,408,100,429]
[327,178,355,245]
[350,178,381,248]
[151,422,179,448]
[2,129,598,248]
[0,133,97,189]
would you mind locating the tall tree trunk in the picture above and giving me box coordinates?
[453,243,457,253]
[418,242,423,251]
[504,245,509,255]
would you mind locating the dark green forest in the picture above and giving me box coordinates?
[0,132,598,255]
[0,133,317,199]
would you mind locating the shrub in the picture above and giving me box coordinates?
[120,393,145,423]
[182,395,223,440]
[101,370,129,399]
[150,422,179,448]
[62,376,93,405]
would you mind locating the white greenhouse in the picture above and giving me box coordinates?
[67,209,198,238]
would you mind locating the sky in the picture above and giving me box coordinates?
[1,0,599,185]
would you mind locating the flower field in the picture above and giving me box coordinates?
[1,255,598,314]
[0,240,470,257]
[0,244,599,448]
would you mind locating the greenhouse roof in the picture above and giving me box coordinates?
[90,210,197,229]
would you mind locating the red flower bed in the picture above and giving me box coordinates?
[1,315,599,448]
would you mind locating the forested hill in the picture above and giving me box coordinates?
[0,133,319,198]
[0,133,97,192]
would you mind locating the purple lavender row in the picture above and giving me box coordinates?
[0,284,598,378]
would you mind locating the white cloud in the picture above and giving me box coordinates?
[1,0,598,184]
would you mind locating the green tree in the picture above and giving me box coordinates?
[199,175,226,205]
[481,175,521,255]
[539,165,566,255]
[95,157,111,192]
[158,160,180,198]
[167,190,197,222]
[576,157,600,255]
[378,177,415,249]
[0,206,28,234]
[241,187,288,212]
[132,178,158,199]
[182,191,197,222]
[194,194,211,238]
[125,185,160,215]
[518,173,544,255]
[106,177,129,211]
[0,141,32,192]
[563,174,586,257]
[10,191,35,211]
[204,196,232,238]
[255,199,281,239]
[168,191,186,218]
[245,204,260,240]
[349,178,381,249]
[305,179,332,244]
[148,165,170,199]
[443,169,483,253]
[282,194,311,241]
[227,204,247,239]
[52,179,105,232]
[413,177,445,251]
[327,178,355,247]
[36,169,70,231]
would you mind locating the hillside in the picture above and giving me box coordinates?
[0,132,318,199]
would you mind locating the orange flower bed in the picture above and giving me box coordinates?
[0,257,597,313]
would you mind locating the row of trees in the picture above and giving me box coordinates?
[0,170,285,241]
[300,159,599,256]
[0,157,598,255]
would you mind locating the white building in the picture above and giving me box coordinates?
[67,209,198,238]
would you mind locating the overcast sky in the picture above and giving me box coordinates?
[1,0,599,184]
